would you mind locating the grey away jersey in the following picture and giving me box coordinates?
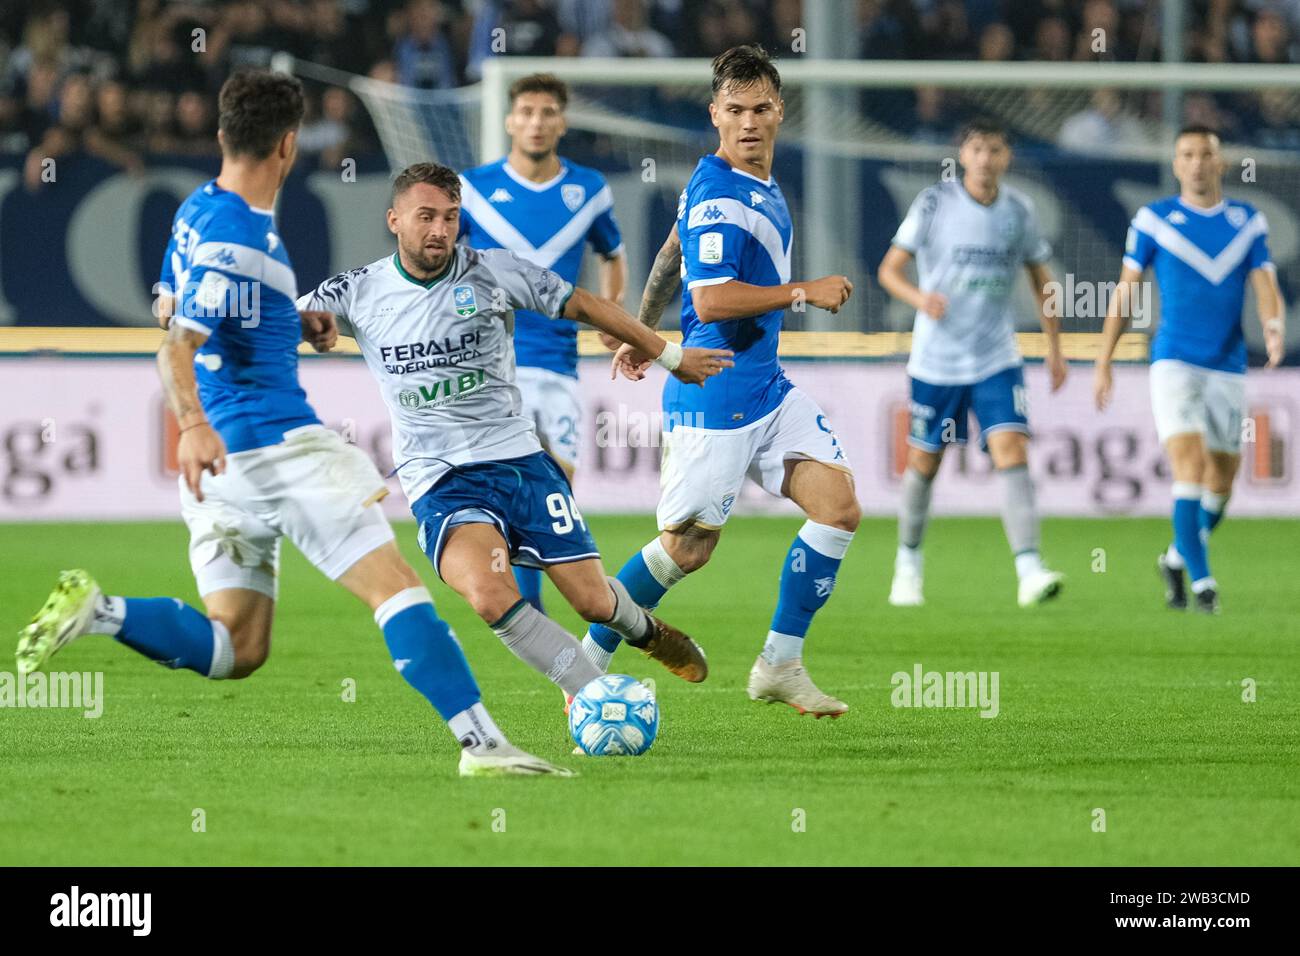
[297,245,574,504]
[892,181,1051,385]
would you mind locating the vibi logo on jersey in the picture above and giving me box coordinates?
[561,184,586,212]
[453,285,478,317]
[699,232,724,264]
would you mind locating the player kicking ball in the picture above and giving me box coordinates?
[877,117,1067,609]
[584,45,860,718]
[1095,124,1286,614]
[16,71,563,777]
[458,72,627,617]
[296,163,731,709]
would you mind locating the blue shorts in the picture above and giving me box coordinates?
[909,366,1030,452]
[411,452,600,578]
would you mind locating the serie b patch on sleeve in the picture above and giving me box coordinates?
[699,231,723,264]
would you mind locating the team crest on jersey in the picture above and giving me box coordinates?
[720,493,736,517]
[266,232,279,252]
[1226,205,1247,228]
[561,183,586,212]
[998,216,1020,242]
[453,284,478,317]
[1167,210,1187,225]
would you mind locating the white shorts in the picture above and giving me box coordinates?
[1150,359,1246,454]
[657,387,852,531]
[180,425,395,598]
[516,365,581,469]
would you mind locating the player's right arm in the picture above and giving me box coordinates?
[877,245,947,319]
[1093,263,1144,410]
[296,271,360,349]
[157,322,225,502]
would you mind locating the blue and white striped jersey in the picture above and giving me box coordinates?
[1125,196,1273,374]
[458,157,622,378]
[672,153,794,430]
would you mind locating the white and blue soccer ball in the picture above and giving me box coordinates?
[568,674,659,756]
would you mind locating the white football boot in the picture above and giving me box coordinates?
[889,565,924,606]
[458,745,576,778]
[1017,569,1065,607]
[747,656,848,718]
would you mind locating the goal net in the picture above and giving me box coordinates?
[279,55,1300,360]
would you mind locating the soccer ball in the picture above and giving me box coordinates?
[568,674,659,756]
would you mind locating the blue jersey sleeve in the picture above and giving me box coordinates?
[681,182,752,291]
[1123,208,1158,272]
[1248,213,1272,271]
[588,185,623,258]
[158,234,178,295]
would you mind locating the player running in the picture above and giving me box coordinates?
[296,162,730,706]
[579,45,859,718]
[1094,124,1286,614]
[15,70,563,778]
[457,73,625,616]
[877,117,1068,609]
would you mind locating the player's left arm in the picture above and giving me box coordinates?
[1250,266,1286,368]
[1025,260,1067,391]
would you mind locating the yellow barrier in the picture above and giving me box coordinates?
[0,327,1149,360]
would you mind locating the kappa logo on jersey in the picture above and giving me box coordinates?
[561,183,586,212]
[266,232,279,252]
[749,190,765,206]
[453,284,478,317]
[207,247,238,269]
[700,204,726,222]
[488,188,513,203]
[700,231,723,264]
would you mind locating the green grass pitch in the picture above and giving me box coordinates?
[1,516,1297,866]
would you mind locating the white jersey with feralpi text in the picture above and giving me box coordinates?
[297,245,574,504]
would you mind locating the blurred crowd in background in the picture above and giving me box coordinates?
[3,0,1300,184]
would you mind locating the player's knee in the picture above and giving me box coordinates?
[226,624,271,679]
[463,582,520,624]
[572,586,616,623]
[825,499,861,532]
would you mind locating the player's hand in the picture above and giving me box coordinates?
[1264,322,1286,368]
[156,293,176,331]
[611,342,654,381]
[178,424,227,503]
[1093,362,1113,411]
[672,347,734,385]
[1046,347,1068,392]
[299,310,338,352]
[598,331,623,352]
[803,275,854,314]
[920,291,948,320]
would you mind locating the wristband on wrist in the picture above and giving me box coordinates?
[178,418,209,435]
[654,339,683,371]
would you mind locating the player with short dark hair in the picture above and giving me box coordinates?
[877,118,1067,609]
[1094,125,1286,614]
[16,70,563,778]
[582,45,860,717]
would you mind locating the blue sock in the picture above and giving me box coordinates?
[377,589,480,721]
[765,521,855,662]
[1172,484,1211,584]
[1199,491,1227,546]
[587,546,674,653]
[113,597,224,676]
[513,566,545,613]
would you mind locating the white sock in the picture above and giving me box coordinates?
[207,620,234,679]
[1191,576,1217,594]
[642,537,687,588]
[896,544,922,573]
[581,634,614,674]
[90,594,126,636]
[1014,550,1045,580]
[1201,491,1228,515]
[1164,543,1185,570]
[448,702,509,755]
[761,631,803,665]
